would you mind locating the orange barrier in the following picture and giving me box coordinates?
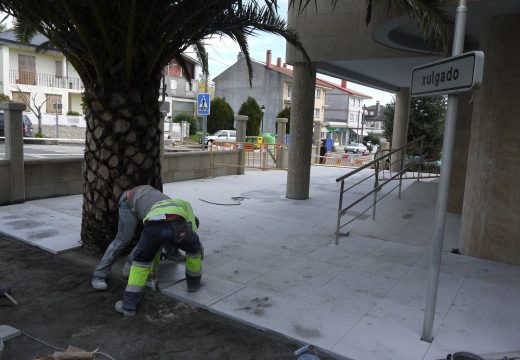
[209,141,288,173]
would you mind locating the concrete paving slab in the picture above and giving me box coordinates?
[0,325,21,341]
[0,203,80,253]
[2,167,520,359]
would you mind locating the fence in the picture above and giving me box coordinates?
[209,141,288,173]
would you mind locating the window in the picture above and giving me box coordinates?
[287,84,291,99]
[12,91,30,111]
[314,108,320,118]
[349,113,354,121]
[356,99,361,106]
[170,80,177,90]
[370,111,374,115]
[46,94,62,114]
[55,61,63,78]
[315,89,321,98]
[350,98,355,106]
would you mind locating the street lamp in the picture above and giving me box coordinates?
[261,105,265,133]
[361,105,368,143]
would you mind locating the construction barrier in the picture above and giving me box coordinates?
[209,141,288,173]
[313,152,374,168]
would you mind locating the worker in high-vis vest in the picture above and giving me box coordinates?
[115,198,203,316]
[91,185,185,291]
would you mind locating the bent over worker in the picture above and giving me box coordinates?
[91,185,185,291]
[115,198,203,316]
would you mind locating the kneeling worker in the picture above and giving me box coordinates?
[91,185,185,291]
[115,197,203,316]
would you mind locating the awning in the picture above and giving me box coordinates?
[350,129,368,136]
[324,121,348,128]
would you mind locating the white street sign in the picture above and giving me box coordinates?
[411,51,484,97]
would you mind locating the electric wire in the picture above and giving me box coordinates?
[21,331,117,360]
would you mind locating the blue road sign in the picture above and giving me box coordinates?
[197,93,211,116]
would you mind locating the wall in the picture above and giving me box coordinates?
[215,60,285,134]
[0,151,242,205]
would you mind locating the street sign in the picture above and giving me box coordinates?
[197,93,210,116]
[159,101,170,114]
[411,51,484,97]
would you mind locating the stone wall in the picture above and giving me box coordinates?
[0,151,242,205]
[41,125,86,139]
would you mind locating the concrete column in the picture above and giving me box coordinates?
[1,102,26,203]
[447,91,473,213]
[235,115,248,175]
[276,117,288,169]
[235,115,248,142]
[286,62,316,200]
[1,46,9,93]
[313,121,321,164]
[460,13,520,264]
[390,87,410,172]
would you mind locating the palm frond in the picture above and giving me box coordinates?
[12,20,37,44]
[193,41,209,78]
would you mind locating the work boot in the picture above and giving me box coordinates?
[115,300,136,317]
[187,282,202,293]
[91,277,108,291]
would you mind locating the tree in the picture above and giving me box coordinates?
[238,97,262,136]
[173,113,198,136]
[276,106,291,134]
[1,1,309,252]
[13,86,46,135]
[383,95,447,146]
[0,93,9,102]
[207,97,234,134]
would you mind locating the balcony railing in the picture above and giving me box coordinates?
[10,70,84,91]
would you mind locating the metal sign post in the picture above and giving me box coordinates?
[197,93,211,150]
[419,0,481,343]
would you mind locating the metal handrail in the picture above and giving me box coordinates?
[335,136,432,243]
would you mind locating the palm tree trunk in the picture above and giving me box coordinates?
[81,84,163,252]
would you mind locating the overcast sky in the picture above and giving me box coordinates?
[204,1,395,106]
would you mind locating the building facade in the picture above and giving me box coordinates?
[214,50,331,134]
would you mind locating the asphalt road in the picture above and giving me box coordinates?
[0,143,85,160]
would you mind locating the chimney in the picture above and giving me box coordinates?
[283,63,287,68]
[375,100,380,116]
[266,50,272,68]
[341,79,347,88]
[276,57,282,67]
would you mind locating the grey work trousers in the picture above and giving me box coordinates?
[93,191,139,279]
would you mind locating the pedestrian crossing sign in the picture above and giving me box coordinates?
[197,93,211,116]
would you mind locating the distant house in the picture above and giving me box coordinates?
[363,101,387,138]
[0,30,199,130]
[0,30,85,127]
[214,50,332,134]
[322,79,371,146]
[161,54,200,119]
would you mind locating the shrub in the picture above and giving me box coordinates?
[207,97,234,134]
[173,113,198,135]
[238,97,262,136]
[0,93,10,102]
[67,110,81,116]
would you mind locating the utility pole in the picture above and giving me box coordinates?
[421,0,467,343]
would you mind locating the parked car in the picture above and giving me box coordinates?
[204,129,236,145]
[0,113,34,137]
[344,142,367,153]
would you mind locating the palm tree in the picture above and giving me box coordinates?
[0,1,309,252]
